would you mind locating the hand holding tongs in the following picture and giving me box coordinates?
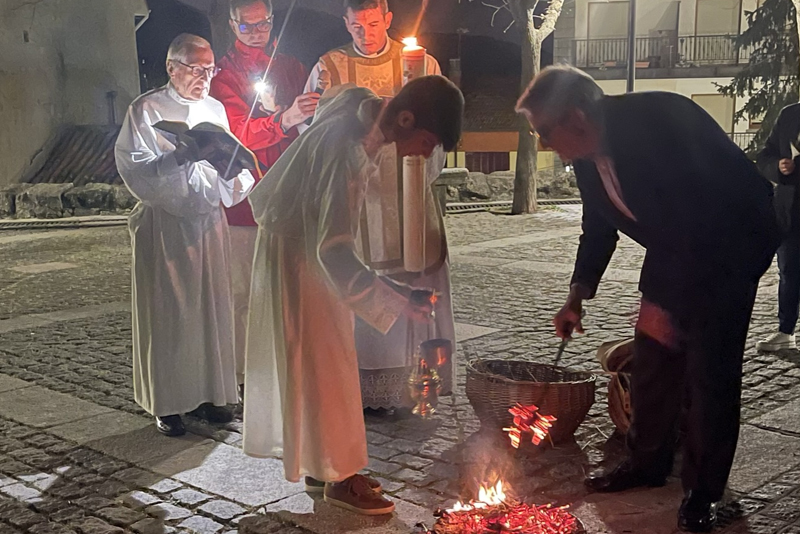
[554,309,586,365]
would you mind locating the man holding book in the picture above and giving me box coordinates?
[211,0,319,395]
[115,33,255,437]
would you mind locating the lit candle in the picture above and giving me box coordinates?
[401,36,428,274]
[401,36,426,85]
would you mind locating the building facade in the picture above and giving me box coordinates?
[554,0,763,149]
[0,0,148,186]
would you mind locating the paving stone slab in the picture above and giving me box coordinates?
[62,422,210,467]
[148,442,302,508]
[75,517,123,534]
[453,323,500,343]
[170,488,211,506]
[0,374,33,393]
[146,503,193,521]
[570,483,686,534]
[1,482,43,503]
[119,490,162,509]
[728,425,800,493]
[47,411,151,446]
[198,500,246,521]
[752,398,800,436]
[178,516,224,534]
[265,493,433,534]
[0,386,111,428]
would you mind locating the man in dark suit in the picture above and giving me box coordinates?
[755,104,800,352]
[516,66,780,533]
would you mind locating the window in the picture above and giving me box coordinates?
[465,153,511,175]
[695,0,741,35]
[692,94,735,132]
[588,2,630,39]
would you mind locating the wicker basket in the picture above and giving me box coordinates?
[466,359,597,444]
[596,339,634,436]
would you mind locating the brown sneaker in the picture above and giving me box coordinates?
[306,475,381,494]
[324,475,395,515]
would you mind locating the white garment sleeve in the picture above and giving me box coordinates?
[115,105,224,217]
[209,106,255,207]
[427,55,442,76]
[296,60,327,135]
[316,154,409,334]
[426,147,446,187]
[218,170,255,208]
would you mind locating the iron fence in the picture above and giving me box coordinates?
[571,34,753,69]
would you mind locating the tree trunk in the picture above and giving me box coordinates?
[794,0,800,96]
[511,5,540,215]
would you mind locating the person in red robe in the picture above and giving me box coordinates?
[210,0,319,396]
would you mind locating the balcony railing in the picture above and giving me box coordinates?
[729,132,757,151]
[571,34,754,69]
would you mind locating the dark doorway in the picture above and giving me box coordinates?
[136,0,212,92]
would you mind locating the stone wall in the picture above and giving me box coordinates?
[0,0,148,186]
[448,168,579,202]
[0,184,135,219]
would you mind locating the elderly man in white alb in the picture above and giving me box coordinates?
[115,34,254,437]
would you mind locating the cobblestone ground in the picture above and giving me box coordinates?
[1,209,800,534]
[0,416,304,534]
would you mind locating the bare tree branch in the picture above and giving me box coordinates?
[536,0,564,39]
[481,1,515,31]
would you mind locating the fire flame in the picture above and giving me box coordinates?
[431,480,580,534]
[449,480,507,512]
[402,36,422,51]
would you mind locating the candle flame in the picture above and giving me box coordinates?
[402,36,421,50]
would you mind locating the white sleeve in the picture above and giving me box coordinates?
[218,170,255,207]
[426,146,446,187]
[427,55,442,76]
[114,104,213,215]
[305,60,325,93]
[297,61,328,135]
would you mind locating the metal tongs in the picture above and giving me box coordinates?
[554,309,586,365]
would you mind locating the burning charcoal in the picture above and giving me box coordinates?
[432,481,581,534]
[504,404,557,449]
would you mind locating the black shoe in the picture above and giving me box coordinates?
[584,460,667,493]
[678,491,718,532]
[155,415,185,437]
[188,403,234,424]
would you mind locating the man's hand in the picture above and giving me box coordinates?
[405,288,435,323]
[173,137,216,166]
[554,284,590,340]
[779,158,796,176]
[281,93,321,130]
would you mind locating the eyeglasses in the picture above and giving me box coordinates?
[173,60,220,78]
[233,16,274,34]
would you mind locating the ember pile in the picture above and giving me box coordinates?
[422,482,581,534]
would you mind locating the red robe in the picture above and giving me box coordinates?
[211,40,307,226]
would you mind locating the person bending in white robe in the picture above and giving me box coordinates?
[243,76,463,515]
[115,34,254,437]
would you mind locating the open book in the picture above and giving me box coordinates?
[154,120,263,180]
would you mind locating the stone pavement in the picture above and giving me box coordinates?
[0,208,800,534]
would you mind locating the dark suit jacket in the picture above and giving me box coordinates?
[756,103,800,234]
[571,92,779,320]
